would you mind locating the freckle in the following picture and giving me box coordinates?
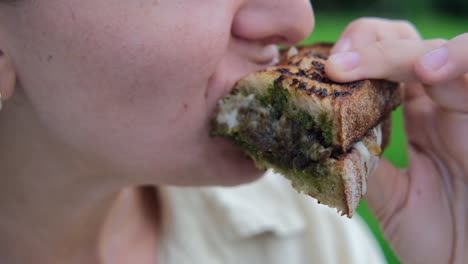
[47,55,53,62]
[67,4,76,21]
[416,189,422,196]
[183,103,189,111]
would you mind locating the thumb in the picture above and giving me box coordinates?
[365,158,409,230]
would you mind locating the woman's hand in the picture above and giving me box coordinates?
[325,18,468,264]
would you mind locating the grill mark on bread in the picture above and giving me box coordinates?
[303,86,330,97]
[311,61,325,74]
[290,71,355,98]
[297,69,308,77]
[309,72,333,84]
[273,69,359,99]
[298,82,307,90]
[275,75,286,85]
[332,90,352,97]
[346,81,365,89]
[276,68,293,75]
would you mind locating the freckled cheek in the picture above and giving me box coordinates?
[50,9,229,130]
[102,40,223,108]
[76,44,215,131]
[69,9,227,102]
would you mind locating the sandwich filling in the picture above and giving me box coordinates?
[215,86,334,172]
[212,84,382,196]
[211,43,400,216]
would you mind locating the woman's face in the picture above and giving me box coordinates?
[0,0,314,186]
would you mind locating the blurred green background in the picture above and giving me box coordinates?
[304,1,468,263]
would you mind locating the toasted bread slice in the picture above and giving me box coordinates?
[211,43,401,216]
[286,120,388,216]
[238,43,401,151]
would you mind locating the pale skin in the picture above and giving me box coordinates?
[0,1,466,264]
[0,0,313,263]
[325,18,468,264]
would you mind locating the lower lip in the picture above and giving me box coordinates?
[212,136,248,157]
[206,135,261,180]
[212,135,257,164]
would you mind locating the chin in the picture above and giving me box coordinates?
[201,137,265,186]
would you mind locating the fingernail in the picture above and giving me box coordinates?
[329,52,361,71]
[421,47,448,71]
[332,38,352,54]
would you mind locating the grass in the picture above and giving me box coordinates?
[303,10,468,264]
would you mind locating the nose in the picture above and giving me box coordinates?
[232,0,315,46]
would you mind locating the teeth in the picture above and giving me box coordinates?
[255,44,280,65]
[287,46,299,59]
[269,56,280,66]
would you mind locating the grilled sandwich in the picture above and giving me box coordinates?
[211,43,401,217]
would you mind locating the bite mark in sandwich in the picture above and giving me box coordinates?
[211,43,401,217]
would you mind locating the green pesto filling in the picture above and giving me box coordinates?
[256,82,290,120]
[317,112,334,147]
[256,82,334,146]
[213,83,338,180]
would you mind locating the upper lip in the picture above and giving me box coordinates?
[205,42,281,107]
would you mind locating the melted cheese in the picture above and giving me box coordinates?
[216,93,255,130]
[373,125,382,146]
[353,141,370,195]
[351,124,383,195]
[354,141,371,161]
[217,108,239,129]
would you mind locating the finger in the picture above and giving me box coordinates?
[415,33,468,85]
[402,83,437,147]
[331,18,421,54]
[403,82,428,103]
[424,74,468,113]
[0,51,16,101]
[325,39,447,83]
